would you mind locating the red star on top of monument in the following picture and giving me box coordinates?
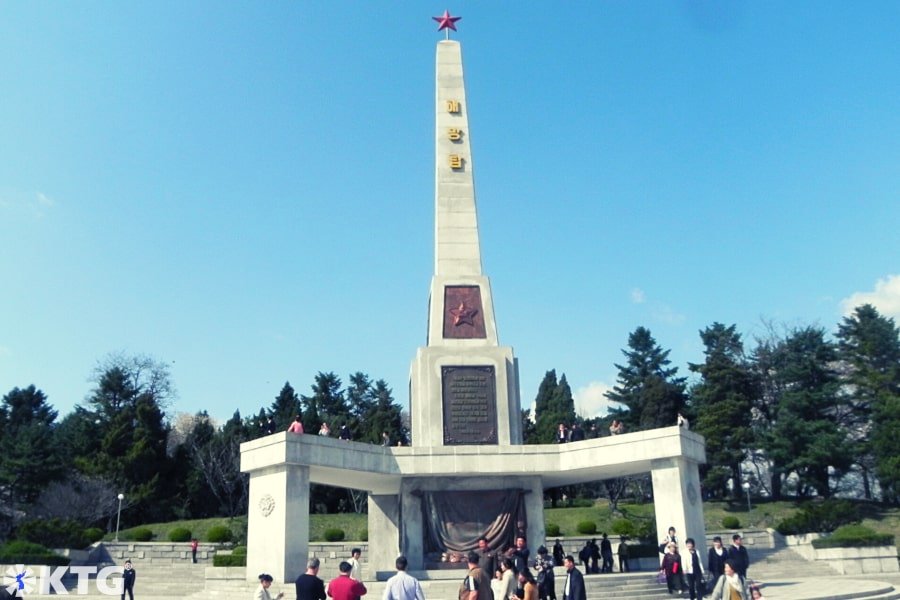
[449,302,478,327]
[433,10,461,32]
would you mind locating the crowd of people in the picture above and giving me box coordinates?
[252,527,762,600]
[556,412,691,444]
[658,527,759,599]
[260,414,402,446]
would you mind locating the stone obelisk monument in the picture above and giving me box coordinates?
[409,38,522,448]
[240,14,707,582]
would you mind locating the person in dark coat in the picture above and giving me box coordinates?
[599,534,613,573]
[296,558,327,600]
[616,537,629,573]
[707,536,727,582]
[535,546,556,600]
[561,556,585,600]
[512,536,531,576]
[577,542,591,572]
[661,543,684,595]
[475,537,496,579]
[727,535,750,581]
[121,560,136,600]
[552,540,565,567]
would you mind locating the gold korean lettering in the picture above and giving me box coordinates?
[446,100,460,113]
[449,155,463,169]
[448,128,462,141]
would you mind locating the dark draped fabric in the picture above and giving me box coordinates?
[423,489,527,553]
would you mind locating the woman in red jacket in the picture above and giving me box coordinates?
[661,543,684,595]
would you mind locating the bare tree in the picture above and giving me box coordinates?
[93,352,177,410]
[33,474,123,526]
[602,478,630,514]
[192,436,248,517]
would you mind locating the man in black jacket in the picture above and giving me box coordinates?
[296,558,327,600]
[561,556,585,600]
[121,561,136,600]
[727,534,750,581]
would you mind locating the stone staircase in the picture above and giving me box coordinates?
[10,535,899,600]
[748,544,840,582]
[744,544,900,600]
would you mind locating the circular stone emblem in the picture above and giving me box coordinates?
[687,483,698,506]
[259,494,276,517]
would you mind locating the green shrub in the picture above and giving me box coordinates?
[359,528,368,542]
[232,546,247,556]
[721,516,741,529]
[16,518,90,549]
[569,498,594,508]
[811,525,895,549]
[545,523,561,537]
[0,541,71,566]
[84,528,105,544]
[576,521,597,535]
[324,528,345,542]
[610,519,636,538]
[207,526,233,543]
[168,527,192,542]
[776,499,861,535]
[213,554,246,567]
[634,517,657,543]
[128,528,154,542]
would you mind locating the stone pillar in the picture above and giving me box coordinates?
[524,477,546,553]
[400,486,425,570]
[368,494,401,576]
[650,457,706,555]
[246,464,310,583]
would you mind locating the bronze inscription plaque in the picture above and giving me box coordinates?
[442,366,498,445]
[443,285,487,339]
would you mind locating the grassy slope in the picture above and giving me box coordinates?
[111,501,899,543]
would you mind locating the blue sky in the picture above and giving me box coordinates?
[2,2,899,423]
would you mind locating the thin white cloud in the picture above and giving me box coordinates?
[651,303,686,326]
[841,274,900,319]
[0,191,57,218]
[0,345,11,358]
[574,380,620,418]
[32,192,56,218]
[630,287,685,325]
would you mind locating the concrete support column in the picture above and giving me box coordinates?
[368,494,401,576]
[400,485,425,570]
[524,477,546,553]
[651,457,706,555]
[247,464,310,583]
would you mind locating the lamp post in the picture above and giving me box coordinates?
[115,493,125,542]
[742,482,751,524]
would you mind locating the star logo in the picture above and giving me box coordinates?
[4,565,36,596]
[432,10,461,32]
[449,302,478,327]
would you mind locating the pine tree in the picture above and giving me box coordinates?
[270,382,301,431]
[836,304,900,502]
[689,323,757,498]
[363,379,403,445]
[0,385,63,505]
[530,370,577,444]
[346,372,375,440]
[301,372,346,433]
[606,327,686,431]
[763,327,852,498]
[80,355,177,521]
[532,370,559,443]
